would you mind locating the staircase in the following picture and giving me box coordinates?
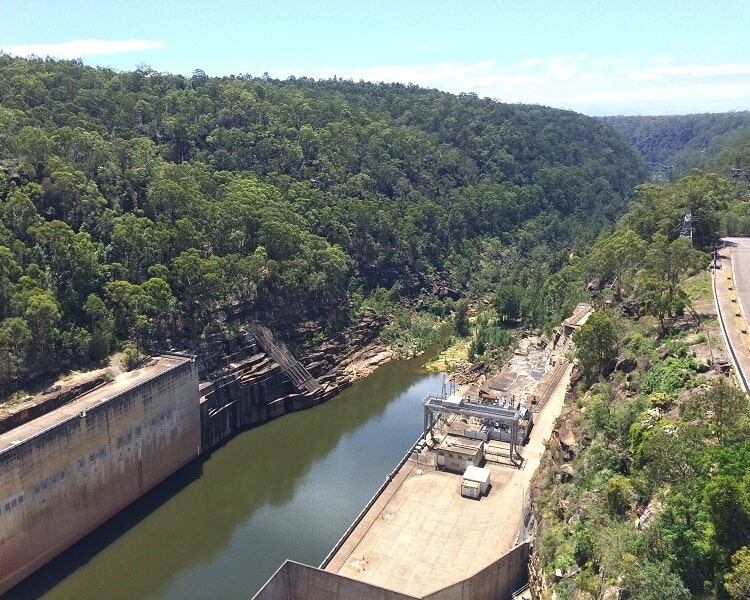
[248,323,322,394]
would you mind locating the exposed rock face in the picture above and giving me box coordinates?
[714,359,731,373]
[621,300,642,318]
[615,357,637,373]
[451,362,487,385]
[431,282,461,301]
[637,499,663,530]
[298,313,390,388]
[0,372,109,434]
[340,345,393,382]
[558,464,575,482]
[558,422,577,457]
[528,538,551,600]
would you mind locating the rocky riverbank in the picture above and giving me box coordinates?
[296,313,394,388]
[0,312,399,437]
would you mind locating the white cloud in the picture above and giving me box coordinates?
[276,55,750,115]
[519,58,542,68]
[2,39,166,59]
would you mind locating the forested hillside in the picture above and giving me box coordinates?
[602,112,750,178]
[532,170,750,599]
[0,55,647,392]
[706,128,750,179]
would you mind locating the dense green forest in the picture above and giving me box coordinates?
[3,50,750,600]
[534,170,750,599]
[0,55,648,392]
[705,128,750,179]
[602,112,750,178]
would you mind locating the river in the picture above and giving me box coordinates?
[9,351,444,600]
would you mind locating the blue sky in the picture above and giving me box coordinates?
[2,0,749,116]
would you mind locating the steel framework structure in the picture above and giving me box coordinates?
[422,394,526,467]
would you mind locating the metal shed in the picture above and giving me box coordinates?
[462,465,491,496]
[461,479,481,499]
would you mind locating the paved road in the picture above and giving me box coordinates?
[716,237,750,392]
[726,237,750,321]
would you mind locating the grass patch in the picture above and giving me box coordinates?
[425,336,471,372]
[381,310,443,358]
[683,270,714,314]
[0,389,30,406]
[683,270,712,299]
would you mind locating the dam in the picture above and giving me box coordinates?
[2,335,443,599]
[0,324,339,596]
[0,354,200,595]
[1,306,586,597]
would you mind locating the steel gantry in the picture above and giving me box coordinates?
[422,394,529,467]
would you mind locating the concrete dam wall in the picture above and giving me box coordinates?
[254,542,530,600]
[0,356,200,595]
[0,329,336,595]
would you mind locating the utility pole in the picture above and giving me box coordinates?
[681,209,693,246]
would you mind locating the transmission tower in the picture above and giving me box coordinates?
[680,209,693,246]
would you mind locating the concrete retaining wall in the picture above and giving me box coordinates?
[255,543,530,600]
[0,358,200,595]
[423,541,530,600]
[254,561,420,600]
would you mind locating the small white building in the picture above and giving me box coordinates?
[461,479,481,499]
[461,465,492,499]
[436,437,484,473]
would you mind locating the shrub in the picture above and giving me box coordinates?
[574,523,596,566]
[641,356,698,396]
[582,440,622,478]
[120,345,140,371]
[606,475,636,517]
[587,393,616,437]
[649,392,674,411]
[453,299,470,337]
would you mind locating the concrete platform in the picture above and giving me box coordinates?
[325,362,574,597]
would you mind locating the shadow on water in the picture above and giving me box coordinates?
[2,460,203,600]
[10,340,445,600]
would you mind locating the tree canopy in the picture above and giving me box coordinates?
[573,310,618,381]
[536,162,750,600]
[602,112,750,178]
[0,55,649,391]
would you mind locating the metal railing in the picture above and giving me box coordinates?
[319,435,423,569]
[248,323,321,394]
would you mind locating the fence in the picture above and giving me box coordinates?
[713,254,750,394]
